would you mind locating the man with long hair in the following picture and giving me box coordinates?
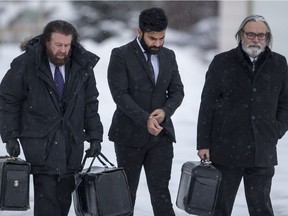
[0,20,103,216]
[197,15,288,215]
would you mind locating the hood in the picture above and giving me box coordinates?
[20,35,41,52]
[71,43,100,69]
[19,35,100,68]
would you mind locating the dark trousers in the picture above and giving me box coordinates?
[115,135,175,216]
[33,174,75,216]
[213,165,275,216]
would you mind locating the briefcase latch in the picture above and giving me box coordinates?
[13,180,19,187]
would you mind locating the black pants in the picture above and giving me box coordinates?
[33,174,75,216]
[115,135,175,216]
[213,165,275,216]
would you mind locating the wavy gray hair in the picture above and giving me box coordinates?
[235,15,272,47]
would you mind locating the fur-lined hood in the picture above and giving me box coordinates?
[20,35,41,51]
[19,35,100,68]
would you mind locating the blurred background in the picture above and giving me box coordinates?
[1,1,288,215]
[1,1,288,62]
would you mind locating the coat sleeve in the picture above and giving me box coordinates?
[197,56,223,150]
[83,69,103,142]
[160,50,184,119]
[276,57,288,138]
[0,57,27,142]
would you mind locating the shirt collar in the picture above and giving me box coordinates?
[249,57,258,62]
[49,61,65,72]
[136,37,145,54]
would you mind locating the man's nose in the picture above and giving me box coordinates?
[253,36,260,42]
[154,40,162,47]
[59,46,66,53]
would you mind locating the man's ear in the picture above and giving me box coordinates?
[137,28,143,38]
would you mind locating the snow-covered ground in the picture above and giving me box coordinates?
[1,31,288,216]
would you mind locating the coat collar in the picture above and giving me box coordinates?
[24,36,99,113]
[24,35,100,69]
[131,38,166,85]
[131,39,156,84]
[236,42,272,62]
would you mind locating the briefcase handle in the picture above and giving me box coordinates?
[80,152,116,173]
[200,159,212,166]
[0,155,18,160]
[0,155,29,165]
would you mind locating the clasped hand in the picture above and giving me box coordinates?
[147,109,165,136]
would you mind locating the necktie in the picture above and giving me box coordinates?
[252,59,256,76]
[54,66,64,100]
[146,53,156,83]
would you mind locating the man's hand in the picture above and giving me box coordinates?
[85,140,101,158]
[197,149,210,161]
[150,109,165,124]
[6,139,20,157]
[147,117,163,136]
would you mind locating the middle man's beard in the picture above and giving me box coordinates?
[140,36,162,55]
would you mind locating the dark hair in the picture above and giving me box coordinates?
[139,7,168,32]
[41,20,79,46]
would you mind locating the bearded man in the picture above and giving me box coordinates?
[107,7,184,216]
[0,20,103,216]
[197,15,288,216]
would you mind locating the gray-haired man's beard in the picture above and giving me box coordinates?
[242,41,265,58]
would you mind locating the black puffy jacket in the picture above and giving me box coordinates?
[0,36,103,174]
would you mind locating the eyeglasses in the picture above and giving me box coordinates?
[242,31,267,40]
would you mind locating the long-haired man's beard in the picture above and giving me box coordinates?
[242,41,265,58]
[140,36,162,55]
[46,47,71,66]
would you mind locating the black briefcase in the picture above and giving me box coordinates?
[0,156,30,211]
[176,160,222,215]
[73,152,133,216]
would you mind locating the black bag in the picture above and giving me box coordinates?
[73,152,133,216]
[0,156,30,211]
[176,160,222,215]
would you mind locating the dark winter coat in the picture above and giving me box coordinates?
[197,44,288,167]
[107,38,184,147]
[0,36,103,174]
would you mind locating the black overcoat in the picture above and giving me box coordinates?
[197,45,288,167]
[0,36,103,174]
[107,38,184,147]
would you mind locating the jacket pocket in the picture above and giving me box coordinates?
[20,137,47,165]
[67,141,84,170]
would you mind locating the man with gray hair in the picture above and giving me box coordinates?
[197,15,288,215]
